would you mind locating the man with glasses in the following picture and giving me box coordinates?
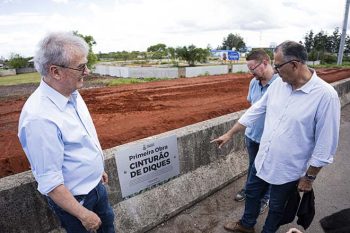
[18,32,116,233]
[211,41,340,233]
[234,50,278,217]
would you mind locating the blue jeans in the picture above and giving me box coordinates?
[47,182,116,233]
[244,136,270,202]
[240,164,299,233]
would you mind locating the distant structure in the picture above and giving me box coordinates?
[337,0,350,65]
[210,50,240,61]
[269,42,277,49]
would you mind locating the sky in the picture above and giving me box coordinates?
[0,0,346,58]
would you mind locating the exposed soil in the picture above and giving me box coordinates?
[1,68,349,178]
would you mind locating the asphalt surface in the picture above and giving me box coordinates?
[148,103,350,233]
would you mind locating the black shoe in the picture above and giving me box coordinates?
[234,189,246,202]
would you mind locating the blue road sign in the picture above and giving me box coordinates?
[228,51,240,60]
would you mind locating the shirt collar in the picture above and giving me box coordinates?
[268,74,279,85]
[39,79,71,111]
[259,73,279,87]
[296,69,317,94]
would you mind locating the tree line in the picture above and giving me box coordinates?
[303,27,350,63]
[97,33,247,67]
[3,28,350,70]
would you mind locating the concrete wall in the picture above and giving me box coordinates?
[185,65,228,77]
[94,65,129,77]
[306,60,321,66]
[0,69,16,77]
[94,65,230,78]
[231,64,249,73]
[129,67,178,79]
[94,65,178,78]
[1,77,350,233]
[15,67,37,74]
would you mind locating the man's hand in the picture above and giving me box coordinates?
[79,209,102,232]
[102,171,108,184]
[49,185,102,232]
[297,176,313,192]
[210,133,231,149]
[210,122,246,148]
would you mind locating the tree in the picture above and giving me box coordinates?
[304,30,314,53]
[219,33,246,51]
[73,31,97,69]
[304,28,342,55]
[345,35,350,54]
[147,43,168,60]
[303,29,337,63]
[8,53,28,69]
[167,47,178,65]
[313,31,328,62]
[176,45,210,66]
[329,28,340,53]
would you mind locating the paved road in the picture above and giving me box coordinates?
[149,104,350,233]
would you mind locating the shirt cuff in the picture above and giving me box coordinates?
[238,117,250,128]
[35,171,64,195]
[309,155,334,168]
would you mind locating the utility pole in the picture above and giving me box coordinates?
[337,0,350,65]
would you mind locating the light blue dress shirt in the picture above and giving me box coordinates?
[18,80,104,195]
[239,70,340,185]
[245,74,278,143]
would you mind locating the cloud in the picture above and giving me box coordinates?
[51,0,69,3]
[1,0,14,3]
[0,0,348,57]
[0,13,43,27]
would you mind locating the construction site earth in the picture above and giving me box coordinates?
[1,68,350,178]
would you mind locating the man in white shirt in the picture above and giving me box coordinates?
[211,41,340,233]
[18,32,115,233]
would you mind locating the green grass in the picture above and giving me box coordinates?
[0,72,41,86]
[107,77,169,86]
[0,73,169,87]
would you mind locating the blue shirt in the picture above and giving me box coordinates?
[245,74,278,143]
[239,70,340,185]
[18,80,104,195]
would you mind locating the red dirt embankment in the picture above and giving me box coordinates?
[1,68,349,178]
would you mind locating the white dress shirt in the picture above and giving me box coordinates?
[239,70,340,184]
[18,80,104,195]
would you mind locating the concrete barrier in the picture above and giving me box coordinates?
[231,64,249,73]
[93,65,178,78]
[306,60,321,66]
[185,65,228,77]
[15,68,37,74]
[94,62,324,79]
[0,69,16,77]
[93,65,229,78]
[1,77,350,233]
[129,67,178,79]
[94,65,129,77]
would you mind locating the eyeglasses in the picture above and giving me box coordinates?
[248,61,262,73]
[54,63,88,74]
[273,60,300,72]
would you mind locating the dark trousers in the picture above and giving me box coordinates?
[47,182,116,233]
[245,136,270,202]
[241,164,299,233]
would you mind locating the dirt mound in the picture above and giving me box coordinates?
[0,68,349,178]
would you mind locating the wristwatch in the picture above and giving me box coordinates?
[305,173,316,181]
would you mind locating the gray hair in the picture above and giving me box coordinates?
[274,41,308,63]
[34,32,89,76]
